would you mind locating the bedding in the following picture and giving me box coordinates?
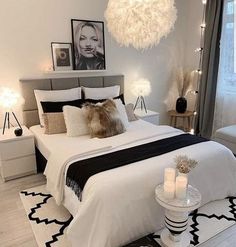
[83,99,125,138]
[63,105,89,137]
[34,87,81,126]
[41,120,236,247]
[83,85,120,99]
[42,112,66,134]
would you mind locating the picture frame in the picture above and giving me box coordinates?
[51,42,73,71]
[71,19,106,71]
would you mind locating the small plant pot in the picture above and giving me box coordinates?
[176,97,187,113]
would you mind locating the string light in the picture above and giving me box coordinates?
[195,47,203,52]
[193,0,207,132]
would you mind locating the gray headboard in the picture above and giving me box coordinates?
[20,75,124,128]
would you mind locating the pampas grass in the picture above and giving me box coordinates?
[176,68,194,97]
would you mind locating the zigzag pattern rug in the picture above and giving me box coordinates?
[20,185,236,247]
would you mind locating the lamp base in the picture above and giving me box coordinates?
[2,112,22,135]
[134,96,147,113]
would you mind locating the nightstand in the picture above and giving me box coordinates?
[0,126,37,182]
[134,108,160,125]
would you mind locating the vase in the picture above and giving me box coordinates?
[176,97,187,113]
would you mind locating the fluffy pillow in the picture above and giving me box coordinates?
[63,105,89,137]
[34,87,81,126]
[83,86,120,100]
[114,99,129,128]
[43,112,66,135]
[41,99,84,113]
[85,94,125,105]
[125,103,139,122]
[82,99,125,138]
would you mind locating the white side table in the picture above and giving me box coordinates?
[0,126,37,181]
[155,184,201,247]
[134,108,160,125]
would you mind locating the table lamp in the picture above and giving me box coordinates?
[0,88,23,135]
[132,78,151,113]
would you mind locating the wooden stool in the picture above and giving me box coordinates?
[168,110,194,132]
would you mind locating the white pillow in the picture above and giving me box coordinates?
[114,99,129,128]
[63,105,89,137]
[34,87,81,126]
[83,85,120,99]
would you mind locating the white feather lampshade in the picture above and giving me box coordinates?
[104,0,177,49]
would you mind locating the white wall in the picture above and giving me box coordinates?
[0,0,202,126]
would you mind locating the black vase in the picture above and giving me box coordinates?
[176,97,187,113]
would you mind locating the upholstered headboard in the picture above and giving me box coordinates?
[20,75,124,127]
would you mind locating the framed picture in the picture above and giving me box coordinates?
[51,42,73,71]
[71,19,106,71]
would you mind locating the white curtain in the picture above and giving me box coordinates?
[213,0,236,133]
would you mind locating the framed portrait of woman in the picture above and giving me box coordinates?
[71,19,106,71]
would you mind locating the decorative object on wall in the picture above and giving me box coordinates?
[132,78,151,113]
[175,68,194,113]
[51,42,73,71]
[0,88,23,135]
[71,19,106,71]
[104,0,177,50]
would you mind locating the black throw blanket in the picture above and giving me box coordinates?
[66,134,208,199]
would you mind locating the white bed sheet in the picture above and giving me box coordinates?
[32,121,236,247]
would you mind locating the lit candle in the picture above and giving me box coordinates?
[164,181,175,199]
[164,168,176,182]
[175,176,188,199]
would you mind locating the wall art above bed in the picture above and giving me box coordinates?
[71,19,106,71]
[51,42,73,71]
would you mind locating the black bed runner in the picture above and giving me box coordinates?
[66,134,208,199]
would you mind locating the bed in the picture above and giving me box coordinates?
[20,75,236,247]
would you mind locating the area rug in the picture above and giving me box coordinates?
[20,185,236,247]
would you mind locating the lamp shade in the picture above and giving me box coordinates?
[105,0,177,49]
[132,78,151,97]
[0,88,23,111]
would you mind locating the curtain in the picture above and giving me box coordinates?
[195,0,224,138]
[213,0,236,133]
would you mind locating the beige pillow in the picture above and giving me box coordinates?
[125,103,139,122]
[82,99,125,138]
[43,112,66,135]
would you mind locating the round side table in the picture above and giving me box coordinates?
[155,184,201,247]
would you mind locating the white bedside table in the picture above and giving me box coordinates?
[0,126,37,182]
[155,184,201,247]
[134,108,160,125]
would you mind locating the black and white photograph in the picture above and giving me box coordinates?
[51,42,73,71]
[71,19,106,71]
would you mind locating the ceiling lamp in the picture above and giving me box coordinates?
[104,0,177,50]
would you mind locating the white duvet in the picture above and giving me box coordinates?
[44,120,236,247]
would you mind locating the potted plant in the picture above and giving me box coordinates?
[175,68,194,113]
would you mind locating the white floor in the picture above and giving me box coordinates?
[1,173,236,247]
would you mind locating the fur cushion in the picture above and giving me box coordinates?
[83,99,125,138]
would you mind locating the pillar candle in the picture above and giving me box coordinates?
[164,181,175,199]
[164,168,176,182]
[175,176,188,199]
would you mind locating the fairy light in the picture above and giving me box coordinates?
[193,0,207,132]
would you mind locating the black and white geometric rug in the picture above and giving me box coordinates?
[20,185,236,247]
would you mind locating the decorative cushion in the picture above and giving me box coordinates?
[63,105,89,137]
[125,103,139,122]
[114,99,129,128]
[41,99,84,113]
[85,94,125,105]
[82,99,125,138]
[42,113,66,135]
[34,87,81,126]
[83,85,120,99]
